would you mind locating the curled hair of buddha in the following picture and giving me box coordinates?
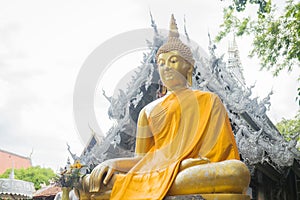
[156,14,195,66]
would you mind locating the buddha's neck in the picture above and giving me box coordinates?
[168,85,189,93]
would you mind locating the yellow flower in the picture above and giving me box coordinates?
[70,160,83,169]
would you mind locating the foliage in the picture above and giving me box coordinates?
[55,160,87,188]
[217,0,300,103]
[276,111,300,148]
[217,0,299,73]
[56,168,82,188]
[0,166,56,190]
[224,0,271,15]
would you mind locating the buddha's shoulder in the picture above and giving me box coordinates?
[143,94,169,117]
[192,89,218,99]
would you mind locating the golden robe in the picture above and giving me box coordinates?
[111,89,239,200]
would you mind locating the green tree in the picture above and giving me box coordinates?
[217,0,299,102]
[0,166,57,190]
[276,111,300,149]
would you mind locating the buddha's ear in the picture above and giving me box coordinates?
[187,64,193,86]
[187,64,193,72]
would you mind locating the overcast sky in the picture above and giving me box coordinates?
[0,0,298,171]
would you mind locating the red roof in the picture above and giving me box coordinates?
[33,185,61,198]
[0,149,32,174]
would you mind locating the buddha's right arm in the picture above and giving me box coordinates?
[88,156,142,192]
[88,108,153,193]
[135,108,154,156]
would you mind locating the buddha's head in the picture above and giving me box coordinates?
[156,14,194,91]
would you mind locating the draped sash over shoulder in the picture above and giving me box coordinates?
[111,89,239,200]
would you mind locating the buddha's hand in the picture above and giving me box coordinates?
[179,157,210,172]
[89,160,116,193]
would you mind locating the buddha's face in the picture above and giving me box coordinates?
[157,51,192,91]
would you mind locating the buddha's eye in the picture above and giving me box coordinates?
[158,59,165,66]
[170,57,178,64]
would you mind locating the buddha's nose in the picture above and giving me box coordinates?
[165,65,171,71]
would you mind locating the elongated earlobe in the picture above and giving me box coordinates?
[187,66,193,86]
[162,85,167,95]
[157,80,167,97]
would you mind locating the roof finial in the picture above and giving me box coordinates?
[149,10,158,34]
[169,14,179,38]
[9,160,14,179]
[183,15,190,42]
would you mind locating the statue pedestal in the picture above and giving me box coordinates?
[201,194,250,200]
[78,190,251,200]
[79,193,250,200]
[165,194,250,200]
[164,194,204,199]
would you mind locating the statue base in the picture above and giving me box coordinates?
[164,194,204,199]
[83,193,250,200]
[165,194,250,200]
[201,194,250,200]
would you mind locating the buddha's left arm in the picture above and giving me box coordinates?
[179,157,210,171]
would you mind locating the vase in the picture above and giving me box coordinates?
[62,187,71,200]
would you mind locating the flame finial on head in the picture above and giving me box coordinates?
[156,15,195,66]
[169,14,179,38]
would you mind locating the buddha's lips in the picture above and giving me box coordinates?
[163,73,174,80]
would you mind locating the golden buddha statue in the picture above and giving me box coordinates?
[77,15,251,200]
